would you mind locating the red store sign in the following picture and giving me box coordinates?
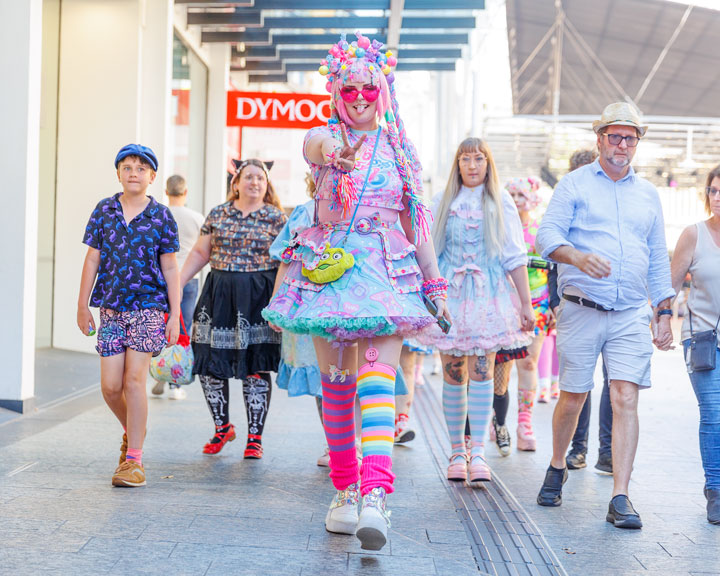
[226,91,331,129]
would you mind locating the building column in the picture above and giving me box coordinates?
[52,0,174,353]
[204,43,230,213]
[0,0,43,412]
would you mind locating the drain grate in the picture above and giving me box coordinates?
[414,380,567,576]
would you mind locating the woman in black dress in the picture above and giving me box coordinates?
[181,159,287,457]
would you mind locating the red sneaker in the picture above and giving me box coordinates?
[203,424,236,454]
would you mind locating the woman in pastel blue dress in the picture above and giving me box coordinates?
[418,137,534,484]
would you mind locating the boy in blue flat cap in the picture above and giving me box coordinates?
[77,144,181,487]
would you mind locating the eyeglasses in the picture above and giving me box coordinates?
[706,187,720,197]
[340,85,380,103]
[604,133,640,147]
[459,155,487,164]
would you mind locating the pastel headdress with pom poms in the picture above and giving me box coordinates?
[317,32,431,242]
[505,177,542,211]
[319,31,397,90]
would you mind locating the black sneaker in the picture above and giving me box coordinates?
[492,416,511,457]
[537,465,568,507]
[594,453,613,475]
[606,495,642,529]
[566,451,587,470]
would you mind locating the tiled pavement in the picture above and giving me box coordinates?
[482,344,720,576]
[1,339,718,575]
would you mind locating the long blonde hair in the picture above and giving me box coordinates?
[432,137,505,257]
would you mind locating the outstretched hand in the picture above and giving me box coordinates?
[329,123,366,172]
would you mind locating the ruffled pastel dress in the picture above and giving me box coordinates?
[418,185,531,356]
[263,126,435,342]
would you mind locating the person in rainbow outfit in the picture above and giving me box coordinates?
[490,177,552,454]
[263,32,449,551]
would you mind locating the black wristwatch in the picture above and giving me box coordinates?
[656,309,673,320]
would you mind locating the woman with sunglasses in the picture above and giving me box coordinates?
[670,164,720,525]
[264,32,448,550]
[418,138,534,484]
[180,160,286,458]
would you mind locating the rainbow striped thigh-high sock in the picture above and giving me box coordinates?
[357,361,397,496]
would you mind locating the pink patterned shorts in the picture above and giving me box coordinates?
[96,308,166,357]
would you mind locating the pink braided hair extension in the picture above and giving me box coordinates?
[386,84,431,242]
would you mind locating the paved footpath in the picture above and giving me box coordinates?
[0,339,718,575]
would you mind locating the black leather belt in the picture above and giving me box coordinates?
[562,294,613,312]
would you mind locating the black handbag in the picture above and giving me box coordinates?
[688,310,720,372]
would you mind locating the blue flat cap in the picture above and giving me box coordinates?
[114,144,158,171]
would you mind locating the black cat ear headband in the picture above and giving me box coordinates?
[232,159,274,177]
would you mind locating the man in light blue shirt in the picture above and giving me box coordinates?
[535,102,675,530]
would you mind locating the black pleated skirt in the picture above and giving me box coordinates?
[191,269,281,380]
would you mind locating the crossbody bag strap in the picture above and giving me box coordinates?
[689,308,694,337]
[689,308,720,337]
[341,126,383,245]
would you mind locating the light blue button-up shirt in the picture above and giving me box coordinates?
[536,160,674,310]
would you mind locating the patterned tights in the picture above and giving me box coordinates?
[199,373,272,443]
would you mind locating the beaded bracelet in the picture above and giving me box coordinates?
[422,277,448,300]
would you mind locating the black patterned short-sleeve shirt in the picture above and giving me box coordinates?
[83,193,179,311]
[201,202,287,272]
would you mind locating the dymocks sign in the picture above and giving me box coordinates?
[227,91,331,129]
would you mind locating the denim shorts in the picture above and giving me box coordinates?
[555,299,654,392]
[96,308,167,357]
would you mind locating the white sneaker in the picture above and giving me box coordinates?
[356,487,391,550]
[317,446,330,467]
[325,483,359,535]
[168,386,187,400]
[151,381,164,396]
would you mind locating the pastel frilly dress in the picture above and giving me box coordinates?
[262,126,435,341]
[418,185,530,355]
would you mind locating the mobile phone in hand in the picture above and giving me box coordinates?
[422,293,452,334]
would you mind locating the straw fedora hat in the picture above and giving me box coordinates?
[592,102,648,137]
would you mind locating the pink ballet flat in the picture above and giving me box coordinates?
[468,455,491,483]
[447,453,468,481]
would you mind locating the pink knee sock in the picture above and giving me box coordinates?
[328,447,360,490]
[360,454,395,496]
[538,335,554,381]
